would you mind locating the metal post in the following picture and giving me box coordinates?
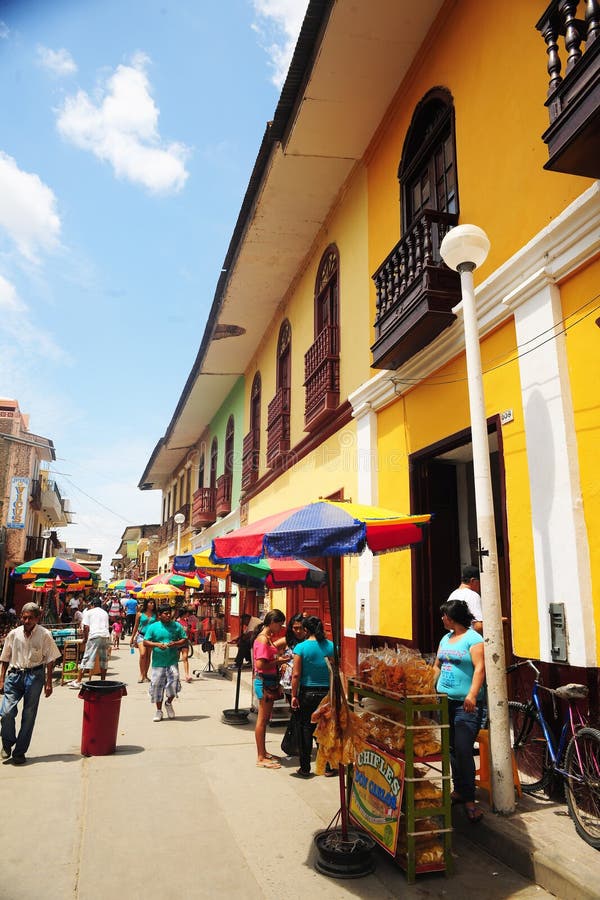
[458,263,514,814]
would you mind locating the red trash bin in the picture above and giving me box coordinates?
[79,680,127,756]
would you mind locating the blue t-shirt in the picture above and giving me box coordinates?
[436,629,484,701]
[144,620,186,668]
[124,598,138,615]
[294,637,334,687]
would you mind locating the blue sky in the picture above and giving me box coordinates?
[0,0,307,576]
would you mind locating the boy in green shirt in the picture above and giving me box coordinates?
[143,605,188,721]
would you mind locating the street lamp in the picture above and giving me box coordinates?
[143,548,151,581]
[174,512,185,556]
[41,529,52,558]
[440,224,515,815]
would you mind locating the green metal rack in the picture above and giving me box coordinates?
[348,679,452,884]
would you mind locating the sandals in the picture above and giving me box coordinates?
[465,804,483,823]
[256,759,281,769]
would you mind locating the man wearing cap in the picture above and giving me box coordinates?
[447,565,483,634]
[69,596,111,688]
[0,602,61,765]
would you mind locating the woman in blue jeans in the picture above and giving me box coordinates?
[434,598,485,823]
[290,616,334,778]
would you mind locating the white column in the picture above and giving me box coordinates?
[507,274,596,666]
[353,402,379,634]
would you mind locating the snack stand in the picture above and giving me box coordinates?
[347,647,452,884]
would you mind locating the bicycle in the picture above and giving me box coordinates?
[506,659,600,849]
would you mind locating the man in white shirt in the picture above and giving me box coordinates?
[0,602,61,765]
[447,566,483,634]
[69,597,110,688]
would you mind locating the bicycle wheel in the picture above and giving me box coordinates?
[564,727,600,849]
[508,701,551,792]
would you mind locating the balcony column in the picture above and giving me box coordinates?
[504,271,596,667]
[351,401,380,636]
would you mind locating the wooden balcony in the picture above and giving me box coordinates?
[241,429,260,492]
[370,209,460,370]
[303,325,339,432]
[216,474,232,518]
[29,478,41,511]
[537,1,600,178]
[192,488,216,529]
[266,387,291,467]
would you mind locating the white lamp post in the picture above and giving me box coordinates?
[41,529,52,558]
[143,548,151,581]
[440,224,515,815]
[174,512,185,557]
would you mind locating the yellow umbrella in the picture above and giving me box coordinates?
[136,583,185,601]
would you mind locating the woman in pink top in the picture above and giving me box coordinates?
[253,609,286,769]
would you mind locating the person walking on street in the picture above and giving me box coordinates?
[69,597,111,688]
[130,598,157,683]
[143,605,188,721]
[0,602,61,765]
[123,595,139,635]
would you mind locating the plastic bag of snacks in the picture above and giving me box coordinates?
[357,644,436,697]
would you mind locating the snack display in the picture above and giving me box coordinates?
[357,645,436,698]
[357,705,441,758]
[311,682,363,774]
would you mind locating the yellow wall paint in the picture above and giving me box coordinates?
[560,257,600,663]
[243,169,370,480]
[367,0,593,322]
[375,321,540,657]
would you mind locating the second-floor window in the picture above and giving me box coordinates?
[210,438,218,489]
[399,87,458,233]
[315,245,339,336]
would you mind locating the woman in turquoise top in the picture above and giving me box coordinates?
[291,616,334,778]
[434,598,485,823]
[129,598,157,683]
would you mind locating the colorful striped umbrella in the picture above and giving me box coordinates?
[11,556,95,582]
[174,549,229,578]
[142,573,203,590]
[136,583,185,600]
[108,579,142,592]
[229,557,326,589]
[211,500,431,564]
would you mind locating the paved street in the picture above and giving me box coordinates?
[0,646,551,900]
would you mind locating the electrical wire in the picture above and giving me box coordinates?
[59,476,131,523]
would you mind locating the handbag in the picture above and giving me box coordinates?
[263,679,284,701]
[281,711,301,756]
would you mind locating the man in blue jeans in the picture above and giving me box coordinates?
[0,602,61,765]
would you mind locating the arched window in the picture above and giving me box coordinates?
[242,373,261,489]
[399,87,458,233]
[198,452,205,490]
[314,245,339,337]
[225,415,235,477]
[210,438,218,490]
[277,320,291,393]
[267,321,292,467]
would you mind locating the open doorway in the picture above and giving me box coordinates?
[410,416,512,656]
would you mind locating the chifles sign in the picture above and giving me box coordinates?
[349,740,405,854]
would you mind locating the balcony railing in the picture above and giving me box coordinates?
[40,478,69,526]
[370,209,460,370]
[537,1,600,178]
[303,325,339,431]
[266,387,291,467]
[216,474,232,518]
[241,429,260,491]
[192,487,216,529]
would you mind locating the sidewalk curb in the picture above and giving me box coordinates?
[454,805,600,900]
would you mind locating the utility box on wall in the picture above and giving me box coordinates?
[549,603,568,663]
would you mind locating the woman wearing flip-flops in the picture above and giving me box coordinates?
[253,609,286,769]
[433,598,486,823]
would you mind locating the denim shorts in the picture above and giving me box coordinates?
[254,674,279,701]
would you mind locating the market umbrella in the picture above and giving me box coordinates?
[211,499,431,837]
[108,578,142,592]
[11,557,96,582]
[142,572,203,590]
[229,557,327,589]
[174,549,230,578]
[136,583,185,601]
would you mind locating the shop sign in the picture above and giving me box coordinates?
[6,476,29,529]
[126,540,138,559]
[349,739,405,856]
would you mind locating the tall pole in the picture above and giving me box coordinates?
[440,224,514,815]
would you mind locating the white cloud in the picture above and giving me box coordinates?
[0,273,66,364]
[252,0,307,89]
[37,46,77,76]
[0,21,8,40]
[0,151,61,263]
[56,52,189,194]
